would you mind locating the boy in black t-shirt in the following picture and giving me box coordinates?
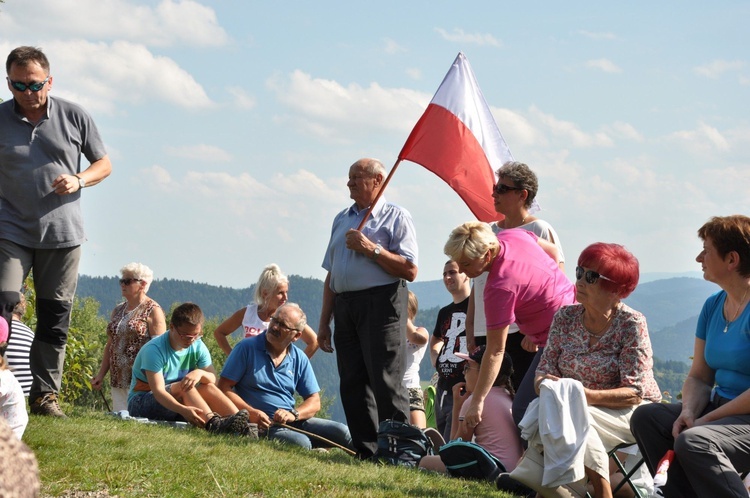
[429,261,471,441]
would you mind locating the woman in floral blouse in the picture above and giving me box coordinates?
[505,243,660,498]
[92,262,166,412]
[536,243,660,405]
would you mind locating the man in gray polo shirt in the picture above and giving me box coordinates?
[0,46,112,417]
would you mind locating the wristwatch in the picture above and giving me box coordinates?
[290,408,300,421]
[75,175,86,189]
[372,243,382,260]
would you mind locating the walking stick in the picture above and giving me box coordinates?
[274,422,356,456]
[98,389,111,412]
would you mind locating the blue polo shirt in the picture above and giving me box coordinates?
[322,196,418,293]
[0,96,107,248]
[220,332,319,418]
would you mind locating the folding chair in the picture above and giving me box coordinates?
[586,443,647,498]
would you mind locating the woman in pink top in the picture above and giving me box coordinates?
[444,221,576,430]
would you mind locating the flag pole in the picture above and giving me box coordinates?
[355,159,402,231]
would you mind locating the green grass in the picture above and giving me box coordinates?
[24,409,520,497]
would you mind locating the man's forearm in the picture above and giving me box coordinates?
[319,273,335,329]
[374,249,417,281]
[79,155,112,187]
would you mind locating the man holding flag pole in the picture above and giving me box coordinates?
[318,158,418,459]
[317,52,526,459]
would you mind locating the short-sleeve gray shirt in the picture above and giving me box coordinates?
[0,95,107,248]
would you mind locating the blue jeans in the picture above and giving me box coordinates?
[128,392,184,422]
[268,417,353,450]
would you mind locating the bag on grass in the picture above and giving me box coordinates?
[438,438,506,481]
[373,418,434,467]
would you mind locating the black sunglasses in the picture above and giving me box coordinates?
[119,278,142,286]
[493,183,524,195]
[575,266,615,285]
[8,76,50,93]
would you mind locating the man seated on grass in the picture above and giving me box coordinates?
[128,302,250,435]
[219,303,353,450]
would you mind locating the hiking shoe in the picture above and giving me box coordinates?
[30,393,67,418]
[206,409,250,435]
[245,422,259,440]
[496,473,534,497]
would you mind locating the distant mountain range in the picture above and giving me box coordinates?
[76,273,718,422]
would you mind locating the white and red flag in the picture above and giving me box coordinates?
[398,52,513,222]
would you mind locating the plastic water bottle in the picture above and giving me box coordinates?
[653,450,674,487]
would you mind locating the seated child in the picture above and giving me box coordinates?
[0,317,28,439]
[128,303,250,435]
[419,347,523,473]
[402,291,429,428]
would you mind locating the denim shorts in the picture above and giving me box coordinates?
[128,392,184,421]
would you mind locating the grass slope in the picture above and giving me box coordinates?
[25,410,518,498]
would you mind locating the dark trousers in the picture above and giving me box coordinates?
[435,385,454,442]
[0,239,80,399]
[333,280,410,458]
[505,332,537,392]
[511,347,544,428]
[630,399,750,498]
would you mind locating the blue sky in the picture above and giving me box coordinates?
[1,1,748,288]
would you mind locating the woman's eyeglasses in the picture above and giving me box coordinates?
[119,278,142,286]
[575,266,616,285]
[493,183,524,195]
[8,76,50,92]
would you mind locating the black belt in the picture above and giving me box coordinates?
[337,280,403,299]
[712,392,734,408]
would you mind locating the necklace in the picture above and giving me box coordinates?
[117,299,146,333]
[724,287,749,333]
[584,306,617,338]
[502,215,527,229]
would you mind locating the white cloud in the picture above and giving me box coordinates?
[434,28,502,48]
[40,40,213,113]
[491,107,548,149]
[529,106,614,148]
[577,30,617,40]
[143,165,176,192]
[164,144,233,162]
[666,122,730,154]
[586,58,622,74]
[227,87,257,110]
[693,59,746,79]
[606,121,644,142]
[266,70,430,140]
[144,167,341,231]
[0,0,228,48]
[406,68,422,80]
[384,38,407,54]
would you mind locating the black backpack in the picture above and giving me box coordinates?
[373,418,434,467]
[438,439,506,481]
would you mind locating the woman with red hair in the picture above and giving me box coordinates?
[501,243,661,498]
